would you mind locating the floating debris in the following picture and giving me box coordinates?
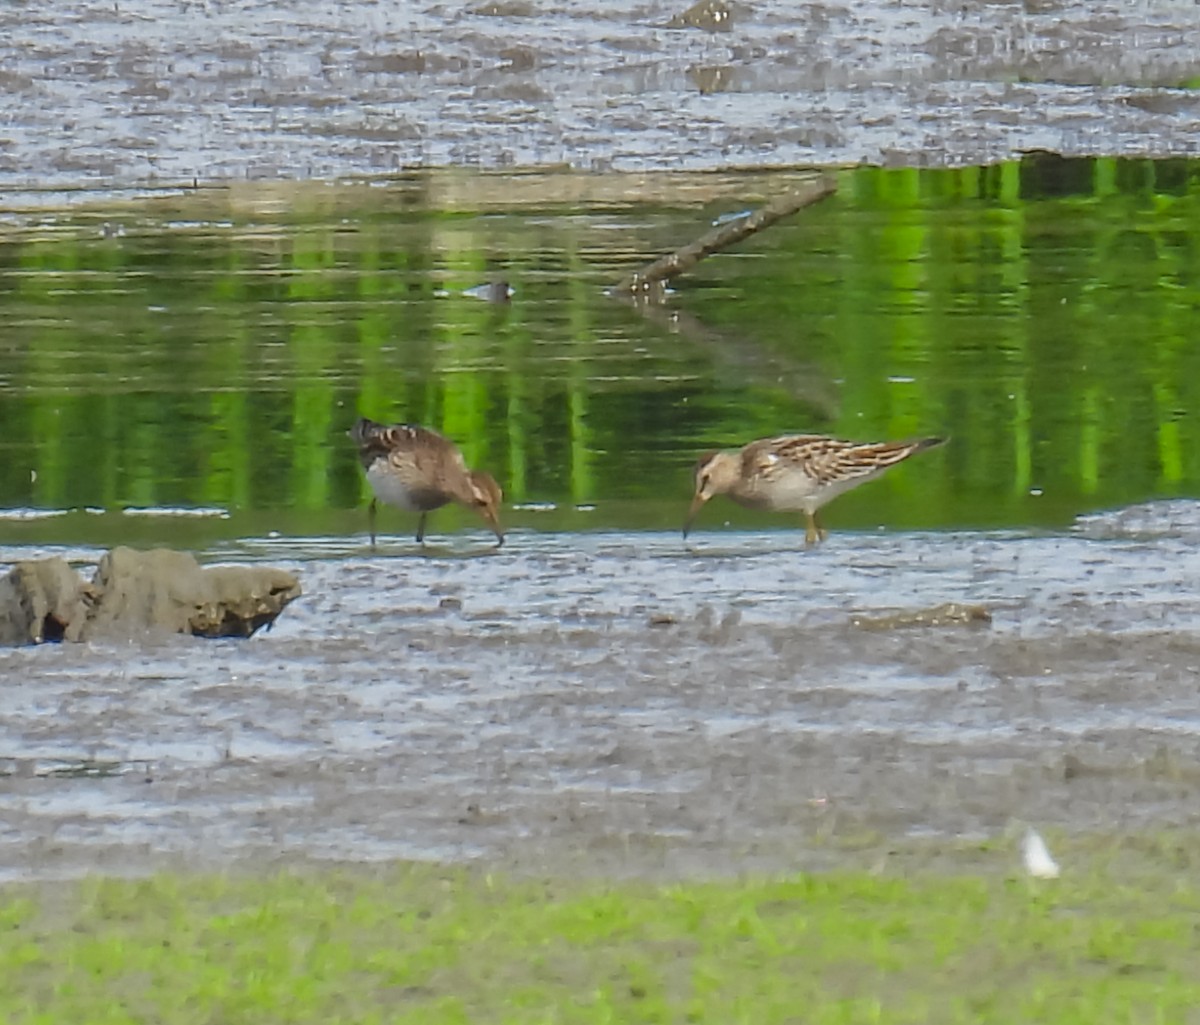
[851,602,991,631]
[461,281,514,303]
[121,505,231,519]
[690,65,735,96]
[711,208,752,227]
[1022,827,1061,879]
[667,0,734,31]
[0,507,68,521]
[470,1,536,16]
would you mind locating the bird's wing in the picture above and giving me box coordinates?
[749,435,925,486]
[354,421,464,471]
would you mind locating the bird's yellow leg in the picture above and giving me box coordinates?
[416,512,428,545]
[368,498,378,551]
[805,511,828,546]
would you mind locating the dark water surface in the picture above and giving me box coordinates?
[3,158,1200,879]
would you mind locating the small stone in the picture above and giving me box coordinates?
[851,603,991,631]
[667,0,735,31]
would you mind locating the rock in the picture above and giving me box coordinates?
[0,548,301,645]
[86,547,301,640]
[850,603,992,631]
[667,0,735,31]
[0,559,95,645]
[192,564,302,638]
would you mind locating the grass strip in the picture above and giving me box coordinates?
[0,846,1197,1024]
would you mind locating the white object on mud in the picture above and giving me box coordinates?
[1022,828,1060,879]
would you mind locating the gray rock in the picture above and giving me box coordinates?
[0,558,95,645]
[0,548,301,646]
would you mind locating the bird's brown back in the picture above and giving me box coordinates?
[349,417,475,504]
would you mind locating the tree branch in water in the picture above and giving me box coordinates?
[611,172,838,296]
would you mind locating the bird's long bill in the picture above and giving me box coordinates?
[481,508,505,548]
[682,493,707,540]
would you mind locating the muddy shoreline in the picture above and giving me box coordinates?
[4,1,1200,881]
[3,1,1200,192]
[2,506,1199,881]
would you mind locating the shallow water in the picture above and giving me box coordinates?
[5,158,1200,547]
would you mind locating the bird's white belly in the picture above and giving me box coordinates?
[366,463,422,511]
[752,465,884,513]
[765,470,822,510]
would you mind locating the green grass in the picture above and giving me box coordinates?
[1,842,1198,1024]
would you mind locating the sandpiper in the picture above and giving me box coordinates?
[348,417,504,549]
[684,433,945,544]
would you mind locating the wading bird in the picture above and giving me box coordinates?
[348,417,504,549]
[684,434,945,545]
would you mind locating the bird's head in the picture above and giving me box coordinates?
[467,470,505,547]
[683,450,739,539]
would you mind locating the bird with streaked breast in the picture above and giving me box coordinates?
[348,417,504,549]
[684,434,945,545]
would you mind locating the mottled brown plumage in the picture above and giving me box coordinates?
[349,417,504,548]
[684,434,945,544]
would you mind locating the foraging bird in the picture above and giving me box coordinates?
[684,434,945,545]
[348,417,504,549]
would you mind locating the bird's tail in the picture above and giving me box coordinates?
[347,416,387,448]
[855,435,947,472]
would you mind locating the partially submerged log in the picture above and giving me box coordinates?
[609,172,842,410]
[0,547,301,646]
[611,173,838,297]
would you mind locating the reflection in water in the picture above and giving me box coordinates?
[616,298,838,420]
[1,156,1199,546]
[688,65,736,95]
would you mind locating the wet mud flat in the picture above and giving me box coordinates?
[1,502,1199,882]
[3,0,1200,191]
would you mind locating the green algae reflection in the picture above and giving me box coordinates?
[2,155,1199,544]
